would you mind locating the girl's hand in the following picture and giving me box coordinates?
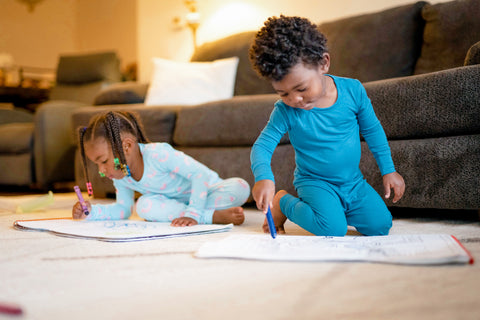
[383,172,405,203]
[171,217,198,227]
[252,179,275,213]
[72,201,92,219]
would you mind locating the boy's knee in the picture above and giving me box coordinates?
[359,214,392,236]
[372,217,392,236]
[315,224,348,237]
[310,218,348,236]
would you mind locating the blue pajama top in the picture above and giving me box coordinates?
[87,142,221,220]
[250,75,395,188]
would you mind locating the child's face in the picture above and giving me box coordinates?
[84,137,125,180]
[272,60,330,110]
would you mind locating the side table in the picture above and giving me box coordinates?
[0,86,50,112]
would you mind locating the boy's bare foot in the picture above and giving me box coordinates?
[171,217,198,227]
[263,190,288,234]
[212,207,245,225]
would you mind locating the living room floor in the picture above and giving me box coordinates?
[1,191,479,320]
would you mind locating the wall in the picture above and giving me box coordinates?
[0,0,77,69]
[0,0,136,73]
[137,0,451,82]
[1,0,451,83]
[76,0,137,71]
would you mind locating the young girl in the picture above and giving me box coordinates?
[72,111,250,226]
[249,16,405,236]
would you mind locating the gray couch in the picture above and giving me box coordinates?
[71,0,480,211]
[0,51,121,189]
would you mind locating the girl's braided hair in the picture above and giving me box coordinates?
[78,111,150,196]
[249,15,328,81]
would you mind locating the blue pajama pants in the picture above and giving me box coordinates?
[280,179,392,236]
[135,177,250,224]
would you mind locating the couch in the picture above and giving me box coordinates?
[71,0,480,211]
[0,51,122,189]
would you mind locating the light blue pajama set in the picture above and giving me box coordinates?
[87,143,250,224]
[251,75,394,236]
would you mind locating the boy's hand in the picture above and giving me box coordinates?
[383,172,405,203]
[252,179,275,213]
[72,201,91,219]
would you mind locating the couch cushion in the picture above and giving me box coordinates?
[360,134,480,209]
[414,0,480,75]
[56,51,122,84]
[0,122,33,153]
[319,1,427,82]
[179,144,297,199]
[49,82,108,105]
[71,105,177,144]
[364,64,480,140]
[94,82,148,105]
[191,32,275,96]
[173,94,285,147]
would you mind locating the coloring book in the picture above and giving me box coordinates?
[14,218,233,242]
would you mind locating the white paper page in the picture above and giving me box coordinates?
[195,234,473,265]
[14,219,233,242]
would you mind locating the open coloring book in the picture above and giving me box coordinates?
[14,219,475,265]
[195,234,474,265]
[14,218,233,242]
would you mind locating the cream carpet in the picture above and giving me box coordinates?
[1,193,479,320]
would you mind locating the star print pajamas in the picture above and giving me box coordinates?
[251,75,394,236]
[87,143,250,224]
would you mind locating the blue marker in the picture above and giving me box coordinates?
[74,185,89,216]
[266,205,277,239]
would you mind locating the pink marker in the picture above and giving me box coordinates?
[0,302,22,316]
[74,185,89,216]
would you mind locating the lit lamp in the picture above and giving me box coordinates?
[0,53,14,87]
[184,0,200,48]
[17,0,44,12]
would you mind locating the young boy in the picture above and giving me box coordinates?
[249,15,405,236]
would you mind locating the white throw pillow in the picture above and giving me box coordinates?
[144,56,239,106]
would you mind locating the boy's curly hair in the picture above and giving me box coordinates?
[249,15,328,81]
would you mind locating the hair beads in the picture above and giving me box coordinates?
[114,158,121,170]
[121,163,131,177]
[86,182,93,197]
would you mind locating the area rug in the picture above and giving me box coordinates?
[1,192,479,320]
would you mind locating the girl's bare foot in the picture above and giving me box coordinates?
[212,207,245,225]
[263,190,288,234]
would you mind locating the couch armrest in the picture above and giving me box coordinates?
[0,108,34,125]
[93,82,149,105]
[34,100,88,189]
[464,41,480,66]
[364,64,480,140]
